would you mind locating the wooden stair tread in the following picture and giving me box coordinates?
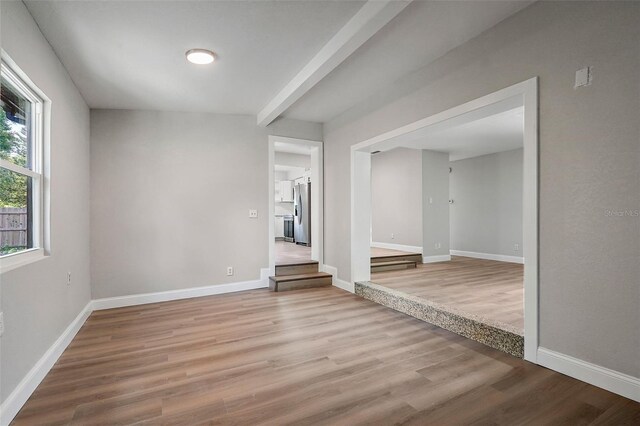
[269,272,332,283]
[371,253,423,265]
[275,261,320,277]
[275,260,319,267]
[371,253,421,260]
[371,260,416,266]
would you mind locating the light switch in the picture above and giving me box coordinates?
[249,209,258,218]
[574,66,592,88]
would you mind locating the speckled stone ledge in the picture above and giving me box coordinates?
[355,281,524,358]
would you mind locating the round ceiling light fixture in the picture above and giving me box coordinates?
[185,48,215,65]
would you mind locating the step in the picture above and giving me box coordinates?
[275,261,319,276]
[355,281,524,358]
[269,272,332,292]
[371,260,417,273]
[371,253,422,264]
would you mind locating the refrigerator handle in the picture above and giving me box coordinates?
[297,191,303,224]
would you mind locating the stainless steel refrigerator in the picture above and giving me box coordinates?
[294,182,311,246]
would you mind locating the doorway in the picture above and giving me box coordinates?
[350,78,538,362]
[268,136,324,273]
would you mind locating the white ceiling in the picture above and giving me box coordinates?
[284,0,532,123]
[24,0,364,114]
[387,98,524,161]
[24,0,532,123]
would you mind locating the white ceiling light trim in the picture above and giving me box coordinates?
[185,49,215,65]
[256,0,412,127]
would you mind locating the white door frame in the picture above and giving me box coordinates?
[350,78,539,362]
[268,136,324,273]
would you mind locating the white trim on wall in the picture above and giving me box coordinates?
[268,136,324,274]
[92,269,270,310]
[351,78,539,363]
[537,348,640,403]
[351,150,372,283]
[371,242,422,254]
[521,77,539,363]
[0,302,93,426]
[268,139,277,274]
[450,250,524,264]
[322,264,354,293]
[0,271,271,426]
[422,255,451,263]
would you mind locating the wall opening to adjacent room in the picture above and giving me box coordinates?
[352,79,538,361]
[268,136,323,272]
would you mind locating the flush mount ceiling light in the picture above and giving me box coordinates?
[185,49,215,65]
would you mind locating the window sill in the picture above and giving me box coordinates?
[0,248,47,274]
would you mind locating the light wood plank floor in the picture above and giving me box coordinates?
[13,287,639,425]
[371,255,524,331]
[275,240,311,264]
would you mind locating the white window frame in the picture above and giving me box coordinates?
[0,55,49,273]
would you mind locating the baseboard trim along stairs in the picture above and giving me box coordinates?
[270,261,332,291]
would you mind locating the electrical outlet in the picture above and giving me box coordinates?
[434,242,441,249]
[249,209,258,218]
[0,312,4,337]
[391,233,395,240]
[67,271,72,286]
[226,266,234,276]
[514,243,519,252]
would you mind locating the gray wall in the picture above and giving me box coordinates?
[274,152,311,168]
[323,1,639,377]
[422,150,450,258]
[371,148,422,248]
[450,149,523,257]
[90,110,321,299]
[1,1,92,403]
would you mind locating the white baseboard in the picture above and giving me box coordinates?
[0,302,93,426]
[450,250,524,264]
[371,241,422,254]
[322,264,354,293]
[537,348,640,402]
[423,255,451,263]
[92,269,270,310]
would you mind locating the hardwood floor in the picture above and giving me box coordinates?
[13,287,639,425]
[371,256,524,331]
[275,240,311,264]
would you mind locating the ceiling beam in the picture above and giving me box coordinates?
[257,0,411,127]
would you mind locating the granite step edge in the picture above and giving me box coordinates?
[355,281,524,358]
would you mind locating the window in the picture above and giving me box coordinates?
[0,60,45,266]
